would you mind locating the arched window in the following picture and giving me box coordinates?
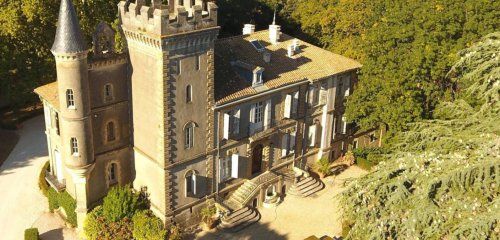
[108,162,118,186]
[185,170,197,197]
[186,85,192,103]
[66,89,75,108]
[104,84,113,102]
[107,121,116,142]
[184,122,195,149]
[70,137,78,155]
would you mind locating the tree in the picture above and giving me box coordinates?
[102,185,144,222]
[340,32,500,239]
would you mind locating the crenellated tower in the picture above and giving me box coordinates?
[119,0,219,223]
[52,0,95,230]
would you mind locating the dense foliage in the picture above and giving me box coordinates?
[340,33,500,239]
[24,228,40,240]
[84,185,176,240]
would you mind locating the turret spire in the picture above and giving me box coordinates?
[51,0,87,54]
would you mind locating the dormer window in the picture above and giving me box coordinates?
[253,69,264,87]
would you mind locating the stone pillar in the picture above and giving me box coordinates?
[68,164,94,236]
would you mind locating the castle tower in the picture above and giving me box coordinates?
[52,0,94,230]
[119,0,219,223]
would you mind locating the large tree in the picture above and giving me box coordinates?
[340,32,500,239]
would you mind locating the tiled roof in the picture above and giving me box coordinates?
[51,0,87,54]
[34,81,60,110]
[214,30,362,105]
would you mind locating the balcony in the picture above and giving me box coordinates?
[45,170,66,192]
[248,120,278,142]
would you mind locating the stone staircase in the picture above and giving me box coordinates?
[288,175,324,198]
[218,207,261,232]
[223,180,259,210]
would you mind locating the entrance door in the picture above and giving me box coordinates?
[54,149,64,183]
[252,144,263,174]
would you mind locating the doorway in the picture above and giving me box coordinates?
[252,144,263,175]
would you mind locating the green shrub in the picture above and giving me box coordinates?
[58,191,77,227]
[352,147,386,170]
[313,157,331,177]
[132,210,167,240]
[47,188,59,212]
[168,224,182,240]
[84,206,135,240]
[24,228,40,240]
[84,206,105,240]
[103,185,145,222]
[38,161,50,197]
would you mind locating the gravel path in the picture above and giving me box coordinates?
[0,116,76,240]
[195,166,367,240]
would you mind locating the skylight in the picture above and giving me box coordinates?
[250,40,265,52]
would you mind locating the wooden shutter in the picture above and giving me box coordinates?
[281,134,289,157]
[264,99,272,129]
[231,154,239,178]
[284,94,292,118]
[223,113,230,139]
[249,104,256,134]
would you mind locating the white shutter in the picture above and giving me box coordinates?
[233,108,240,134]
[264,99,272,129]
[231,154,239,178]
[281,134,289,157]
[290,132,296,154]
[309,125,317,147]
[342,116,347,134]
[223,113,230,139]
[185,175,191,197]
[192,174,197,195]
[284,94,292,118]
[292,91,299,115]
[249,104,256,134]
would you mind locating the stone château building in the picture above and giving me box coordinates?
[35,0,383,231]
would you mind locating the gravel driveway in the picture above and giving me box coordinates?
[0,115,75,240]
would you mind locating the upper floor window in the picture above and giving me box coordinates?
[190,0,195,6]
[253,102,264,124]
[66,89,75,108]
[107,121,116,142]
[55,112,60,135]
[341,116,348,134]
[252,69,264,87]
[104,84,114,102]
[308,85,319,106]
[186,85,192,103]
[185,170,197,197]
[70,137,79,156]
[184,122,195,149]
[195,55,201,71]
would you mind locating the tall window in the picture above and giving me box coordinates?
[186,85,192,103]
[107,122,116,142]
[220,156,231,181]
[195,55,201,71]
[254,102,264,124]
[184,122,195,149]
[185,170,197,197]
[104,84,113,102]
[108,163,117,186]
[190,0,195,6]
[66,89,75,108]
[70,137,78,155]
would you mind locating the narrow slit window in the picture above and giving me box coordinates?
[104,84,113,102]
[185,122,195,149]
[107,122,116,142]
[195,55,201,71]
[186,85,192,103]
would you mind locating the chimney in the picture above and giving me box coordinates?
[292,39,300,51]
[287,44,295,57]
[269,11,281,44]
[243,24,255,35]
[263,51,271,63]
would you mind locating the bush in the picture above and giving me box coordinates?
[313,157,331,178]
[58,191,77,227]
[84,206,105,240]
[103,185,146,222]
[352,147,386,170]
[38,161,50,197]
[24,228,40,240]
[168,224,182,240]
[132,210,167,240]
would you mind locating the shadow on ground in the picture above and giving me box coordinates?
[185,222,288,240]
[40,228,64,240]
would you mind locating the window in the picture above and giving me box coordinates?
[308,124,317,147]
[253,70,263,86]
[184,122,195,149]
[185,170,197,197]
[195,55,201,71]
[220,156,231,182]
[341,116,347,134]
[284,91,299,118]
[66,89,75,108]
[254,102,264,124]
[281,131,296,157]
[108,163,118,186]
[308,85,319,106]
[107,122,116,142]
[369,133,376,143]
[54,112,60,135]
[104,84,113,102]
[186,85,192,103]
[190,0,195,6]
[172,60,181,75]
[344,77,351,97]
[179,0,184,5]
[353,139,358,149]
[232,108,240,135]
[70,137,78,156]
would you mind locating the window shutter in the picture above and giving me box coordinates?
[233,108,240,134]
[284,94,292,118]
[292,91,299,115]
[309,125,317,147]
[290,131,296,153]
[264,99,272,129]
[231,154,239,178]
[192,174,197,195]
[281,134,289,157]
[342,116,347,134]
[185,175,191,197]
[249,104,256,134]
[223,113,230,139]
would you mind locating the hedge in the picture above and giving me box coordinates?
[38,161,77,227]
[24,228,40,240]
[352,147,387,170]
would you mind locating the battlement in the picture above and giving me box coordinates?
[118,0,218,37]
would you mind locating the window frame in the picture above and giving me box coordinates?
[186,85,192,103]
[106,121,116,142]
[184,122,195,149]
[254,102,264,124]
[108,162,118,186]
[66,89,75,109]
[104,83,114,102]
[70,137,79,156]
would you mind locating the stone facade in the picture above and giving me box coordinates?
[35,0,381,232]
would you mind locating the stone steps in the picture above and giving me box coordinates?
[219,207,260,232]
[288,177,324,197]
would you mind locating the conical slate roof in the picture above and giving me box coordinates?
[51,0,87,54]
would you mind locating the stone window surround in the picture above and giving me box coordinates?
[183,121,198,149]
[103,83,114,103]
[105,160,120,189]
